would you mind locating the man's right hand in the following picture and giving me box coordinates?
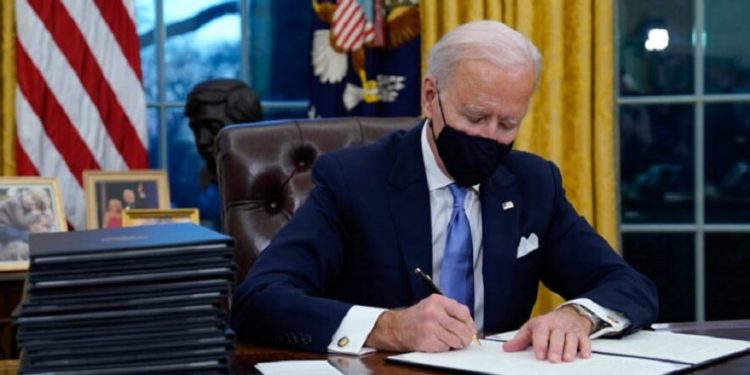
[364,294,475,352]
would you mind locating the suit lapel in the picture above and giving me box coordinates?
[387,124,433,304]
[480,166,521,330]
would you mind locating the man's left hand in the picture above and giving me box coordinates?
[502,306,593,362]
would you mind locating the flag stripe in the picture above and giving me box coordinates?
[122,0,136,22]
[15,0,128,171]
[14,140,39,177]
[16,87,87,229]
[333,0,373,51]
[15,0,145,229]
[332,0,355,36]
[92,0,142,81]
[339,14,363,50]
[16,43,100,185]
[27,0,147,169]
[62,0,148,148]
[341,15,365,50]
[335,3,359,43]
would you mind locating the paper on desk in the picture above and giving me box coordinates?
[255,360,342,375]
[388,339,687,375]
[590,330,750,364]
[487,330,750,365]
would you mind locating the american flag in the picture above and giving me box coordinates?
[15,0,147,230]
[331,0,375,51]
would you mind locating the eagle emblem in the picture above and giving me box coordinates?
[311,0,420,111]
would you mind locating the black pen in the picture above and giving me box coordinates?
[414,267,480,346]
[414,267,441,294]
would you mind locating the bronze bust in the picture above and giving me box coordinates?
[185,79,262,185]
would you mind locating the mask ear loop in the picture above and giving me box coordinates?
[429,80,450,143]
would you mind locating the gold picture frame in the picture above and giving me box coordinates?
[83,170,170,229]
[0,177,68,272]
[122,208,200,227]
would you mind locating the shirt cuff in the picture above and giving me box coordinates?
[327,305,386,355]
[560,298,631,339]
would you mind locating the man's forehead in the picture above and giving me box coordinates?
[460,104,490,114]
[448,59,533,85]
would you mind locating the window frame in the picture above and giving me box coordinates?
[146,0,308,169]
[616,0,750,322]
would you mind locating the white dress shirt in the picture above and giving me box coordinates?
[327,120,629,354]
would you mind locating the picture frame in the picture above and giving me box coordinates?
[83,170,170,229]
[122,208,200,227]
[0,177,68,271]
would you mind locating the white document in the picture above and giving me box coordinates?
[389,340,687,375]
[255,360,342,375]
[590,330,750,364]
[487,330,750,365]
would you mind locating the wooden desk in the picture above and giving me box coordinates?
[0,272,24,360]
[3,320,748,373]
[231,320,750,374]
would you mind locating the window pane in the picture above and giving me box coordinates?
[620,104,694,223]
[705,234,750,320]
[705,0,750,94]
[623,233,695,323]
[136,0,157,102]
[617,0,694,96]
[705,103,750,223]
[249,0,313,100]
[164,0,242,101]
[146,107,160,168]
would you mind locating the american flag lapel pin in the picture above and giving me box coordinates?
[501,201,514,210]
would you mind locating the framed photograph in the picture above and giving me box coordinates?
[84,170,170,229]
[122,208,200,227]
[0,177,68,271]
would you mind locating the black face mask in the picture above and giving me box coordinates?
[430,86,513,187]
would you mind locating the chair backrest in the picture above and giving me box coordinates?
[215,117,419,284]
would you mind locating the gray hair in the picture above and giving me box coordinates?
[427,20,542,89]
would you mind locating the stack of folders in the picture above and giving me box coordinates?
[13,223,235,374]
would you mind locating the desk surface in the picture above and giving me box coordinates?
[231,320,750,374]
[3,320,748,374]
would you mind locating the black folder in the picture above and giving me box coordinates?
[29,223,233,260]
[17,223,235,374]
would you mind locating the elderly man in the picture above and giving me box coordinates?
[231,20,657,363]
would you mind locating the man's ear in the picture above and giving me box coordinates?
[421,76,437,118]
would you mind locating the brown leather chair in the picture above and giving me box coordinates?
[215,117,419,285]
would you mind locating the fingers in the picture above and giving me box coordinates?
[443,299,474,328]
[432,296,475,349]
[531,323,551,360]
[551,329,591,362]
[562,331,580,362]
[502,323,531,352]
[577,331,592,359]
[436,310,473,348]
[440,299,475,347]
[401,294,476,352]
[505,309,595,362]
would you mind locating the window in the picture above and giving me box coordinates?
[135,0,312,228]
[618,0,750,322]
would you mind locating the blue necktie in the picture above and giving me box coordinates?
[439,184,474,315]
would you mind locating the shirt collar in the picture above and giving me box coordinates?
[420,119,480,194]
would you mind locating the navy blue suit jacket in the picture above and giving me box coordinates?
[231,123,657,352]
